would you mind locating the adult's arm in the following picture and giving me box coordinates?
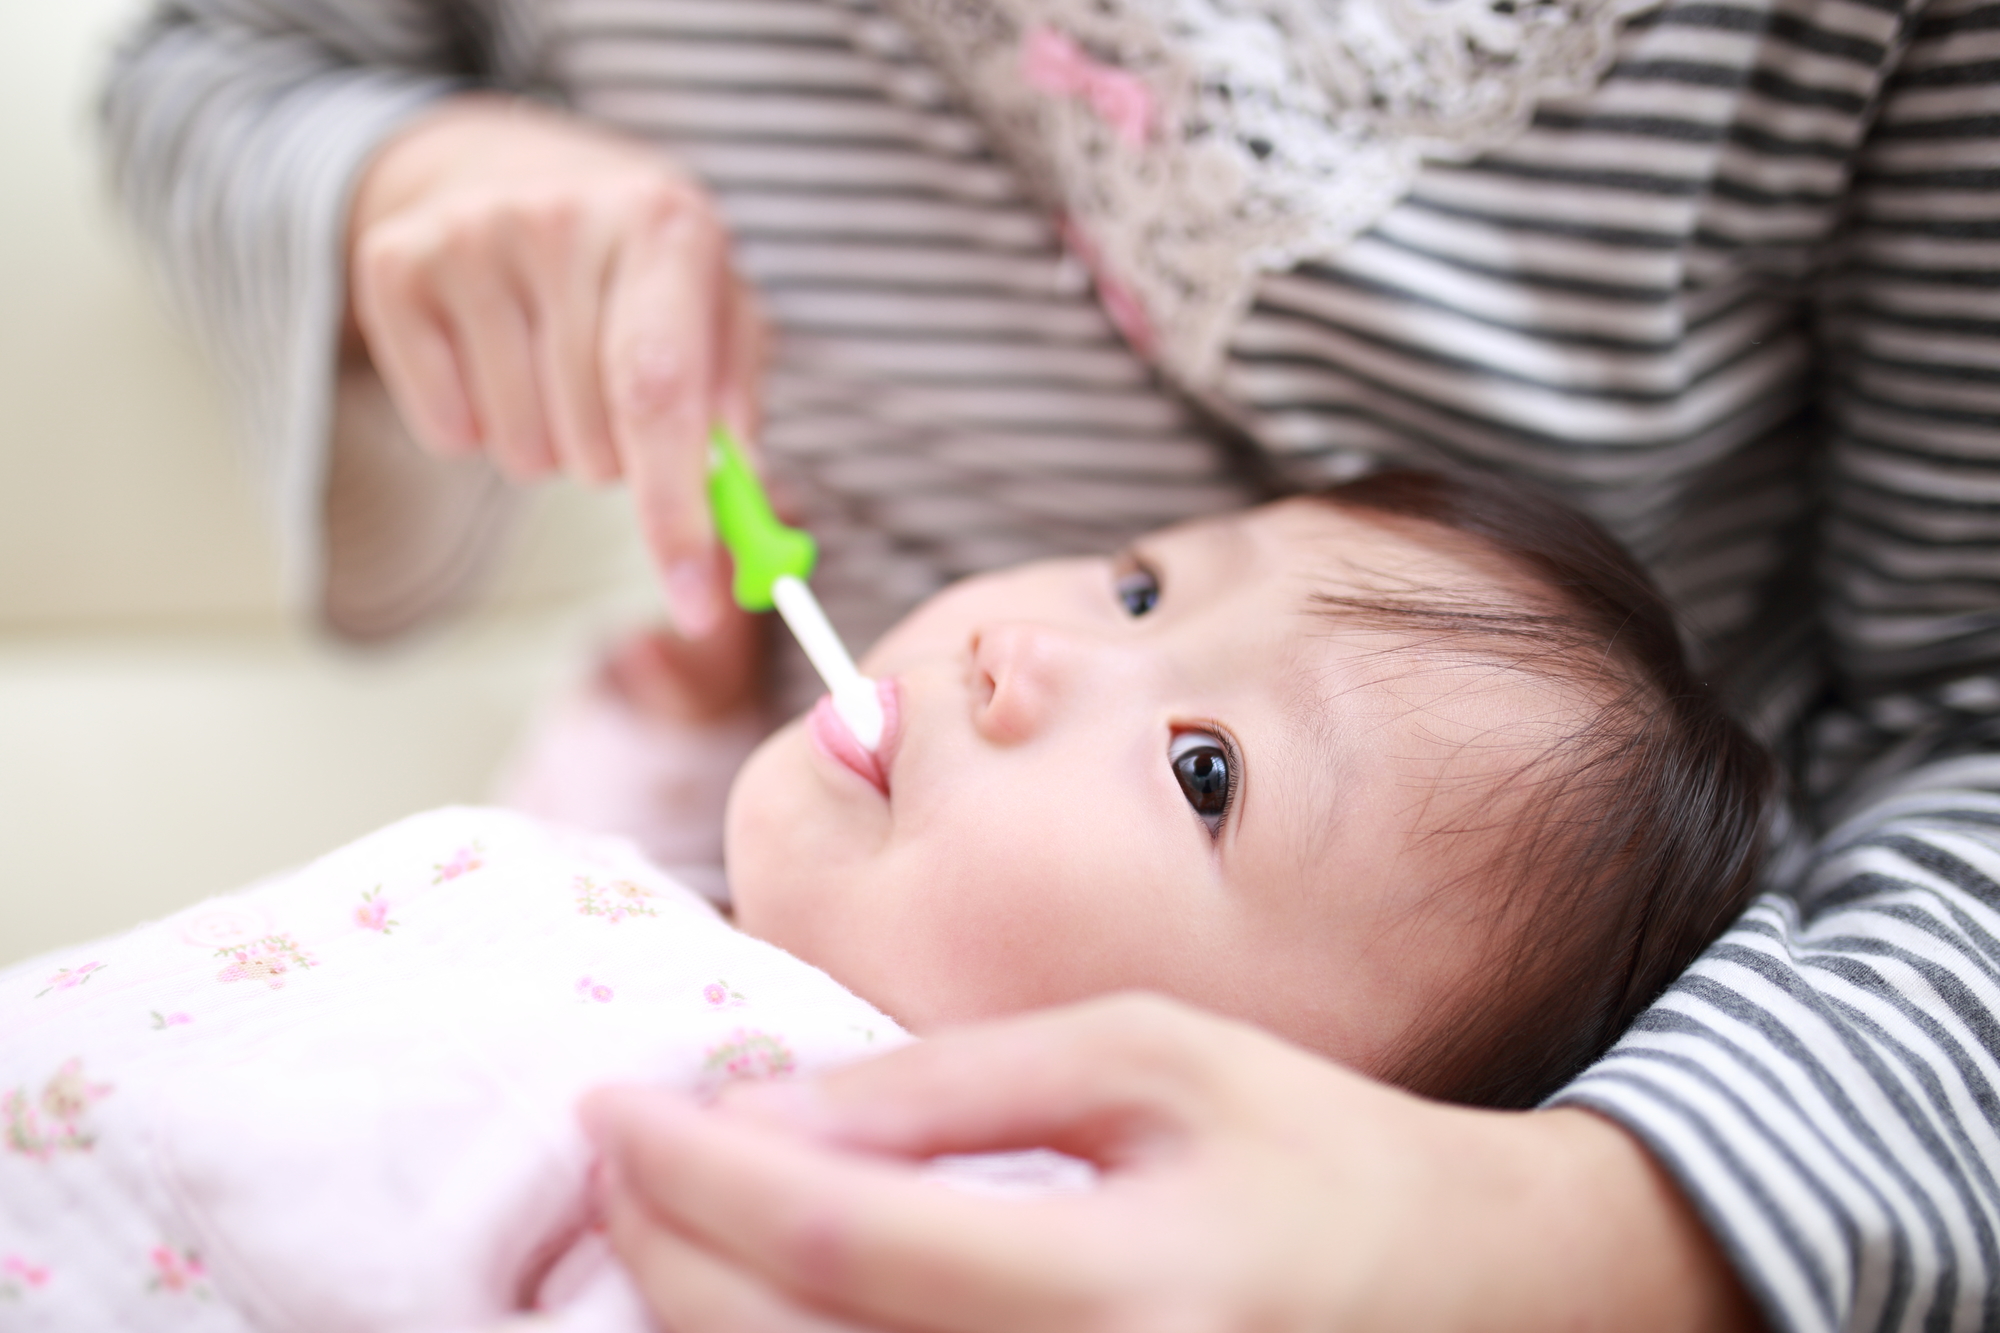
[584,996,1763,1332]
[105,3,760,640]
[342,94,764,638]
[103,0,479,614]
[1553,0,2000,1325]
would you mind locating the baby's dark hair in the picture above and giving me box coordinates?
[1308,468,1775,1109]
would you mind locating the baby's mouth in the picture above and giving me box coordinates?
[806,678,900,796]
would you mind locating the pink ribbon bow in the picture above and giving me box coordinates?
[1021,25,1156,150]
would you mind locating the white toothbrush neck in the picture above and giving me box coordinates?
[771,576,884,750]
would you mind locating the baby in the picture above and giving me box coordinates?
[728,466,1773,1107]
[0,469,1772,1331]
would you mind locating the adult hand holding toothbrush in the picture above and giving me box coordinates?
[347,95,764,642]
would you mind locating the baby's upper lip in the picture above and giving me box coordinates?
[809,677,902,796]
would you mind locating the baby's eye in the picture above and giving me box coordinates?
[1170,731,1233,833]
[1116,563,1160,617]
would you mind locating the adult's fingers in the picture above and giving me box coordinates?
[517,202,620,483]
[583,1087,1121,1333]
[717,994,1244,1167]
[351,223,482,455]
[713,272,771,450]
[436,264,555,479]
[601,182,729,637]
[599,1157,878,1333]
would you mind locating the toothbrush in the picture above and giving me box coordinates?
[706,425,886,751]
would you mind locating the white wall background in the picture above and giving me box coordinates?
[0,1,659,966]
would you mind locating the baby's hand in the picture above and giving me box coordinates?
[495,617,765,879]
[601,614,763,728]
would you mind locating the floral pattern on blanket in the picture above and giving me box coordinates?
[703,980,747,1009]
[4,1059,111,1160]
[0,809,911,1329]
[699,1030,796,1096]
[147,1245,209,1299]
[575,877,659,924]
[0,1255,50,1299]
[215,934,315,988]
[35,962,107,999]
[433,843,484,884]
[355,887,398,934]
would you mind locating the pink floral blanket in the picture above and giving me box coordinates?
[0,807,905,1330]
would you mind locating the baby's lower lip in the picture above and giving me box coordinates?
[806,682,897,795]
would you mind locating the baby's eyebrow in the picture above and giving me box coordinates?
[1292,562,1589,683]
[1268,598,1533,859]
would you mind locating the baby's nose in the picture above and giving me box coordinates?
[970,623,1076,744]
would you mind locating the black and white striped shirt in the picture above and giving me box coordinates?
[105,1,2000,1328]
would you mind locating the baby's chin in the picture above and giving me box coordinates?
[720,719,892,951]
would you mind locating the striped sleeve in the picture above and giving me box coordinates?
[1820,0,2000,691]
[1558,753,2000,1332]
[1557,5,2000,1329]
[101,0,472,596]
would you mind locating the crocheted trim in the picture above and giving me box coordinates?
[882,0,1661,386]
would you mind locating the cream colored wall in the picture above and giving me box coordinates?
[0,2,272,631]
[0,0,659,967]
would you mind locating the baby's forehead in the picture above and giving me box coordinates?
[1235,497,1546,611]
[1239,500,1606,746]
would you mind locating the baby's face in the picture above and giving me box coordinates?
[728,500,1580,1074]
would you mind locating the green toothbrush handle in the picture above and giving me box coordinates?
[706,425,817,612]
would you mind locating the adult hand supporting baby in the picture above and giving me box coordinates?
[347,95,767,637]
[582,995,1765,1332]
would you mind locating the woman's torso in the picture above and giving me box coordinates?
[510,0,1921,738]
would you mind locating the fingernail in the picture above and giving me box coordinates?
[666,556,720,637]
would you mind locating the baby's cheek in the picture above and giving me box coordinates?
[722,733,826,931]
[728,852,852,975]
[866,837,1108,1024]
